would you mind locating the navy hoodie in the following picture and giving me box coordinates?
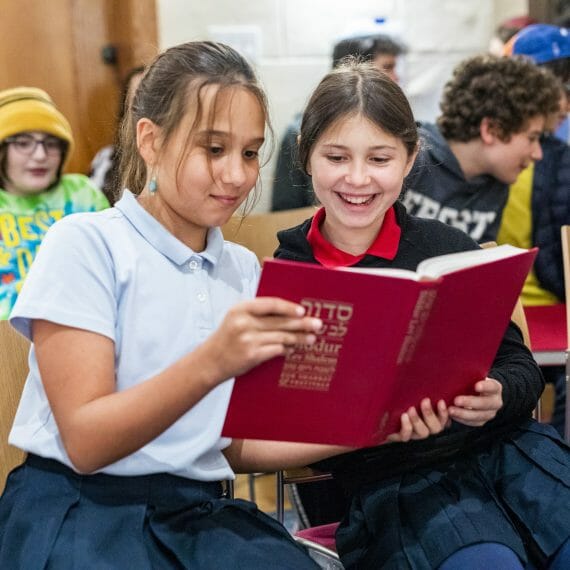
[402,123,508,243]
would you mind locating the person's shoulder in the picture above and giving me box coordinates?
[275,217,314,260]
[417,122,442,141]
[408,213,473,237]
[33,210,115,270]
[60,173,99,189]
[59,174,110,205]
[46,205,114,236]
[540,133,570,159]
[222,239,258,260]
[408,123,448,174]
[416,123,449,156]
[46,194,123,246]
[282,112,303,139]
[277,216,312,241]
[403,211,479,252]
[221,239,260,272]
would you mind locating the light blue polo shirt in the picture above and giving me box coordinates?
[9,190,260,480]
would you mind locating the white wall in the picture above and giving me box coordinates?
[157,0,528,211]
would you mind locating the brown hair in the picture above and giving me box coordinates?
[298,59,418,174]
[117,41,271,207]
[331,35,406,68]
[437,54,562,142]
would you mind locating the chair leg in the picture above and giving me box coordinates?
[224,479,234,499]
[247,473,256,503]
[534,397,542,422]
[287,483,311,529]
[276,470,285,524]
[564,351,570,443]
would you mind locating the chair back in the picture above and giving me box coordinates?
[562,226,570,349]
[294,536,343,569]
[0,321,30,492]
[480,241,531,348]
[510,297,532,349]
[222,207,315,263]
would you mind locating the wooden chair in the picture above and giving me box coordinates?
[275,465,343,567]
[276,467,333,527]
[480,241,539,421]
[221,206,316,263]
[480,242,530,347]
[223,207,317,503]
[560,226,570,441]
[0,321,30,493]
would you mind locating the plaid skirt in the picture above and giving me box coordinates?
[336,419,570,569]
[0,455,318,569]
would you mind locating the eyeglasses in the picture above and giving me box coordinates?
[4,134,64,157]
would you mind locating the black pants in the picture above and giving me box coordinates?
[294,478,349,527]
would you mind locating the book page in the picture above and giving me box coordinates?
[338,266,421,280]
[416,244,528,278]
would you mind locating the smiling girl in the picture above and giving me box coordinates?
[0,87,109,319]
[0,43,324,569]
[275,60,570,569]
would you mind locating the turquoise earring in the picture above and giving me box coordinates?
[148,175,158,194]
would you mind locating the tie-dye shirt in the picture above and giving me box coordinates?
[0,174,109,319]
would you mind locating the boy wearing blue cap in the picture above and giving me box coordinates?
[505,23,569,141]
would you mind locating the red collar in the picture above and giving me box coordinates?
[307,206,401,268]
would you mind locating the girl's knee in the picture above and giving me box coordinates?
[548,537,570,570]
[439,543,524,570]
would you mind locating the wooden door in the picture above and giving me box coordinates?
[0,0,158,174]
[0,320,30,494]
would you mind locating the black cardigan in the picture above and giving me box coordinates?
[274,202,544,491]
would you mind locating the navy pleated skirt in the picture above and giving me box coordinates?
[335,420,570,569]
[0,455,319,569]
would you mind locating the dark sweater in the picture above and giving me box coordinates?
[402,123,509,244]
[270,114,315,212]
[532,134,570,301]
[275,202,544,492]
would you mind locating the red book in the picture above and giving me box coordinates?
[222,245,537,447]
[524,304,566,352]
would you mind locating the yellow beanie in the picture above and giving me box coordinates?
[0,87,74,166]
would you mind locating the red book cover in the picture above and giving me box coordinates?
[222,246,537,447]
[524,304,566,352]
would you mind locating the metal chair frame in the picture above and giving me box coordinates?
[559,225,570,441]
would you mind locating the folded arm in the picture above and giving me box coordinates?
[224,439,352,473]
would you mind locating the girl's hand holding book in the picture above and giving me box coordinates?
[385,398,450,443]
[201,297,323,382]
[448,378,503,427]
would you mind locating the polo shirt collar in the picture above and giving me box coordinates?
[307,206,401,268]
[114,190,223,267]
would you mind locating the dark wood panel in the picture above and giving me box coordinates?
[0,0,158,175]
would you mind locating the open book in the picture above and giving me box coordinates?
[222,245,537,447]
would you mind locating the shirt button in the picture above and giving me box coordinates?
[197,292,207,302]
[189,260,199,270]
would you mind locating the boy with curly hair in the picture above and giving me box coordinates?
[402,54,562,243]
